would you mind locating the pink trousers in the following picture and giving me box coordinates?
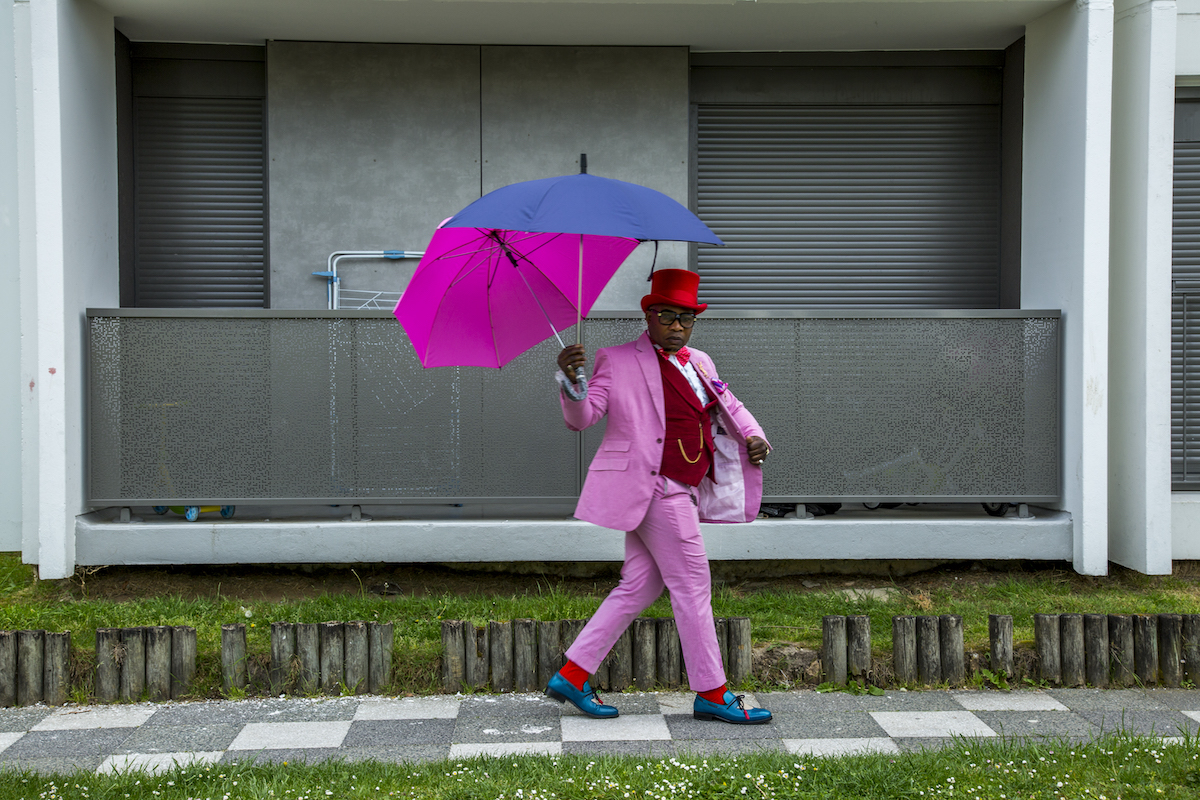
[564,476,726,693]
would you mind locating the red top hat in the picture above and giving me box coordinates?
[640,269,708,314]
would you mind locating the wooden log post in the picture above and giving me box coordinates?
[43,632,70,706]
[0,630,15,707]
[1034,614,1060,684]
[1133,614,1159,686]
[1059,614,1085,687]
[847,615,871,682]
[714,618,730,674]
[632,617,657,690]
[939,615,965,687]
[821,615,848,685]
[344,621,369,695]
[915,616,941,685]
[171,626,197,700]
[368,621,392,694]
[536,621,561,690]
[16,630,44,707]
[1108,614,1135,687]
[1183,615,1200,686]
[465,625,489,690]
[607,627,633,692]
[656,618,681,689]
[441,620,467,693]
[144,626,173,702]
[988,615,1013,677]
[119,627,146,702]
[1158,614,1183,688]
[295,623,319,694]
[1083,614,1109,688]
[489,621,514,692]
[728,617,752,687]
[221,624,248,694]
[95,628,120,704]
[513,619,537,693]
[319,622,345,693]
[893,616,917,684]
[271,622,297,696]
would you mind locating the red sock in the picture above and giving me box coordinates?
[559,660,590,691]
[698,685,729,704]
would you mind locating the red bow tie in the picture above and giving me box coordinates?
[658,346,691,367]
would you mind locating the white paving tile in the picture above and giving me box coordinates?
[1182,711,1200,724]
[97,752,223,775]
[951,692,1069,712]
[32,706,158,731]
[227,721,352,750]
[783,738,900,757]
[657,692,761,715]
[870,711,996,738]
[0,732,24,756]
[354,697,461,720]
[560,714,672,742]
[449,742,563,759]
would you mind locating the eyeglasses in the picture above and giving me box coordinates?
[649,309,697,328]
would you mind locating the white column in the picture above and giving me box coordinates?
[0,0,23,552]
[1108,0,1177,574]
[1023,0,1115,575]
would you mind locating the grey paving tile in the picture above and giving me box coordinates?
[114,723,242,754]
[339,745,451,764]
[0,756,108,775]
[760,690,962,713]
[1071,708,1199,738]
[221,748,341,765]
[767,709,890,740]
[581,692,664,716]
[1046,688,1172,712]
[665,714,785,741]
[0,707,55,733]
[561,740,677,757]
[247,698,359,723]
[142,700,264,727]
[0,729,134,761]
[894,737,957,753]
[671,739,787,756]
[449,742,562,758]
[454,697,561,742]
[343,719,457,748]
[1139,689,1200,711]
[973,711,1099,741]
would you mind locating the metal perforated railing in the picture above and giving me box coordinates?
[87,309,1060,505]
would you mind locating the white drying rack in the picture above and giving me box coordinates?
[313,250,424,310]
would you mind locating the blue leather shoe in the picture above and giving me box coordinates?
[545,673,619,719]
[693,691,772,725]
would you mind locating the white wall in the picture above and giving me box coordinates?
[1023,0,1114,575]
[1,0,23,552]
[1178,0,1200,75]
[1108,0,1176,573]
[26,0,117,578]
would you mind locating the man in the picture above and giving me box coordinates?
[545,268,773,725]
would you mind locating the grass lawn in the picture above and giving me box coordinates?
[1,738,1198,799]
[4,555,1200,698]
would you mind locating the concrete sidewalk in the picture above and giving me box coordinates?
[1,688,1198,775]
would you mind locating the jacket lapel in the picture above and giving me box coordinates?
[635,333,666,430]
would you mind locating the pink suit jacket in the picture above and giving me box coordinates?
[561,331,768,532]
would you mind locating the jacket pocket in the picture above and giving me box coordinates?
[589,457,629,471]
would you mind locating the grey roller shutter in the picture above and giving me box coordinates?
[1172,98,1200,487]
[134,96,266,307]
[696,104,1001,308]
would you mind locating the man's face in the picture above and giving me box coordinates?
[645,304,695,353]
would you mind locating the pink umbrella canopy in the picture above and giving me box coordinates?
[395,226,640,368]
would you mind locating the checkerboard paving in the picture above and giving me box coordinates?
[0,688,1197,774]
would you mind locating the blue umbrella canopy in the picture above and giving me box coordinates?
[443,172,724,246]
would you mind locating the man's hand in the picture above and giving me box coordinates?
[746,436,770,466]
[558,344,587,383]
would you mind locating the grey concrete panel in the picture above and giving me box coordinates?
[115,724,242,755]
[343,719,456,747]
[480,46,691,313]
[245,697,358,722]
[972,710,1098,740]
[268,42,483,310]
[221,747,340,765]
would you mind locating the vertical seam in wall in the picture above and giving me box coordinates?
[479,46,483,198]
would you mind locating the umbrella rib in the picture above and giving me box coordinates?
[489,231,568,351]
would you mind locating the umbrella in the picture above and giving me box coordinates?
[395,157,722,370]
[395,223,639,368]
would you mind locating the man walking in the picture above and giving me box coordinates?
[546,269,773,725]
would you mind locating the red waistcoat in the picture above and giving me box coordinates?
[657,355,717,487]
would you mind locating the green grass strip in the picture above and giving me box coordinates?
[1,736,1198,799]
